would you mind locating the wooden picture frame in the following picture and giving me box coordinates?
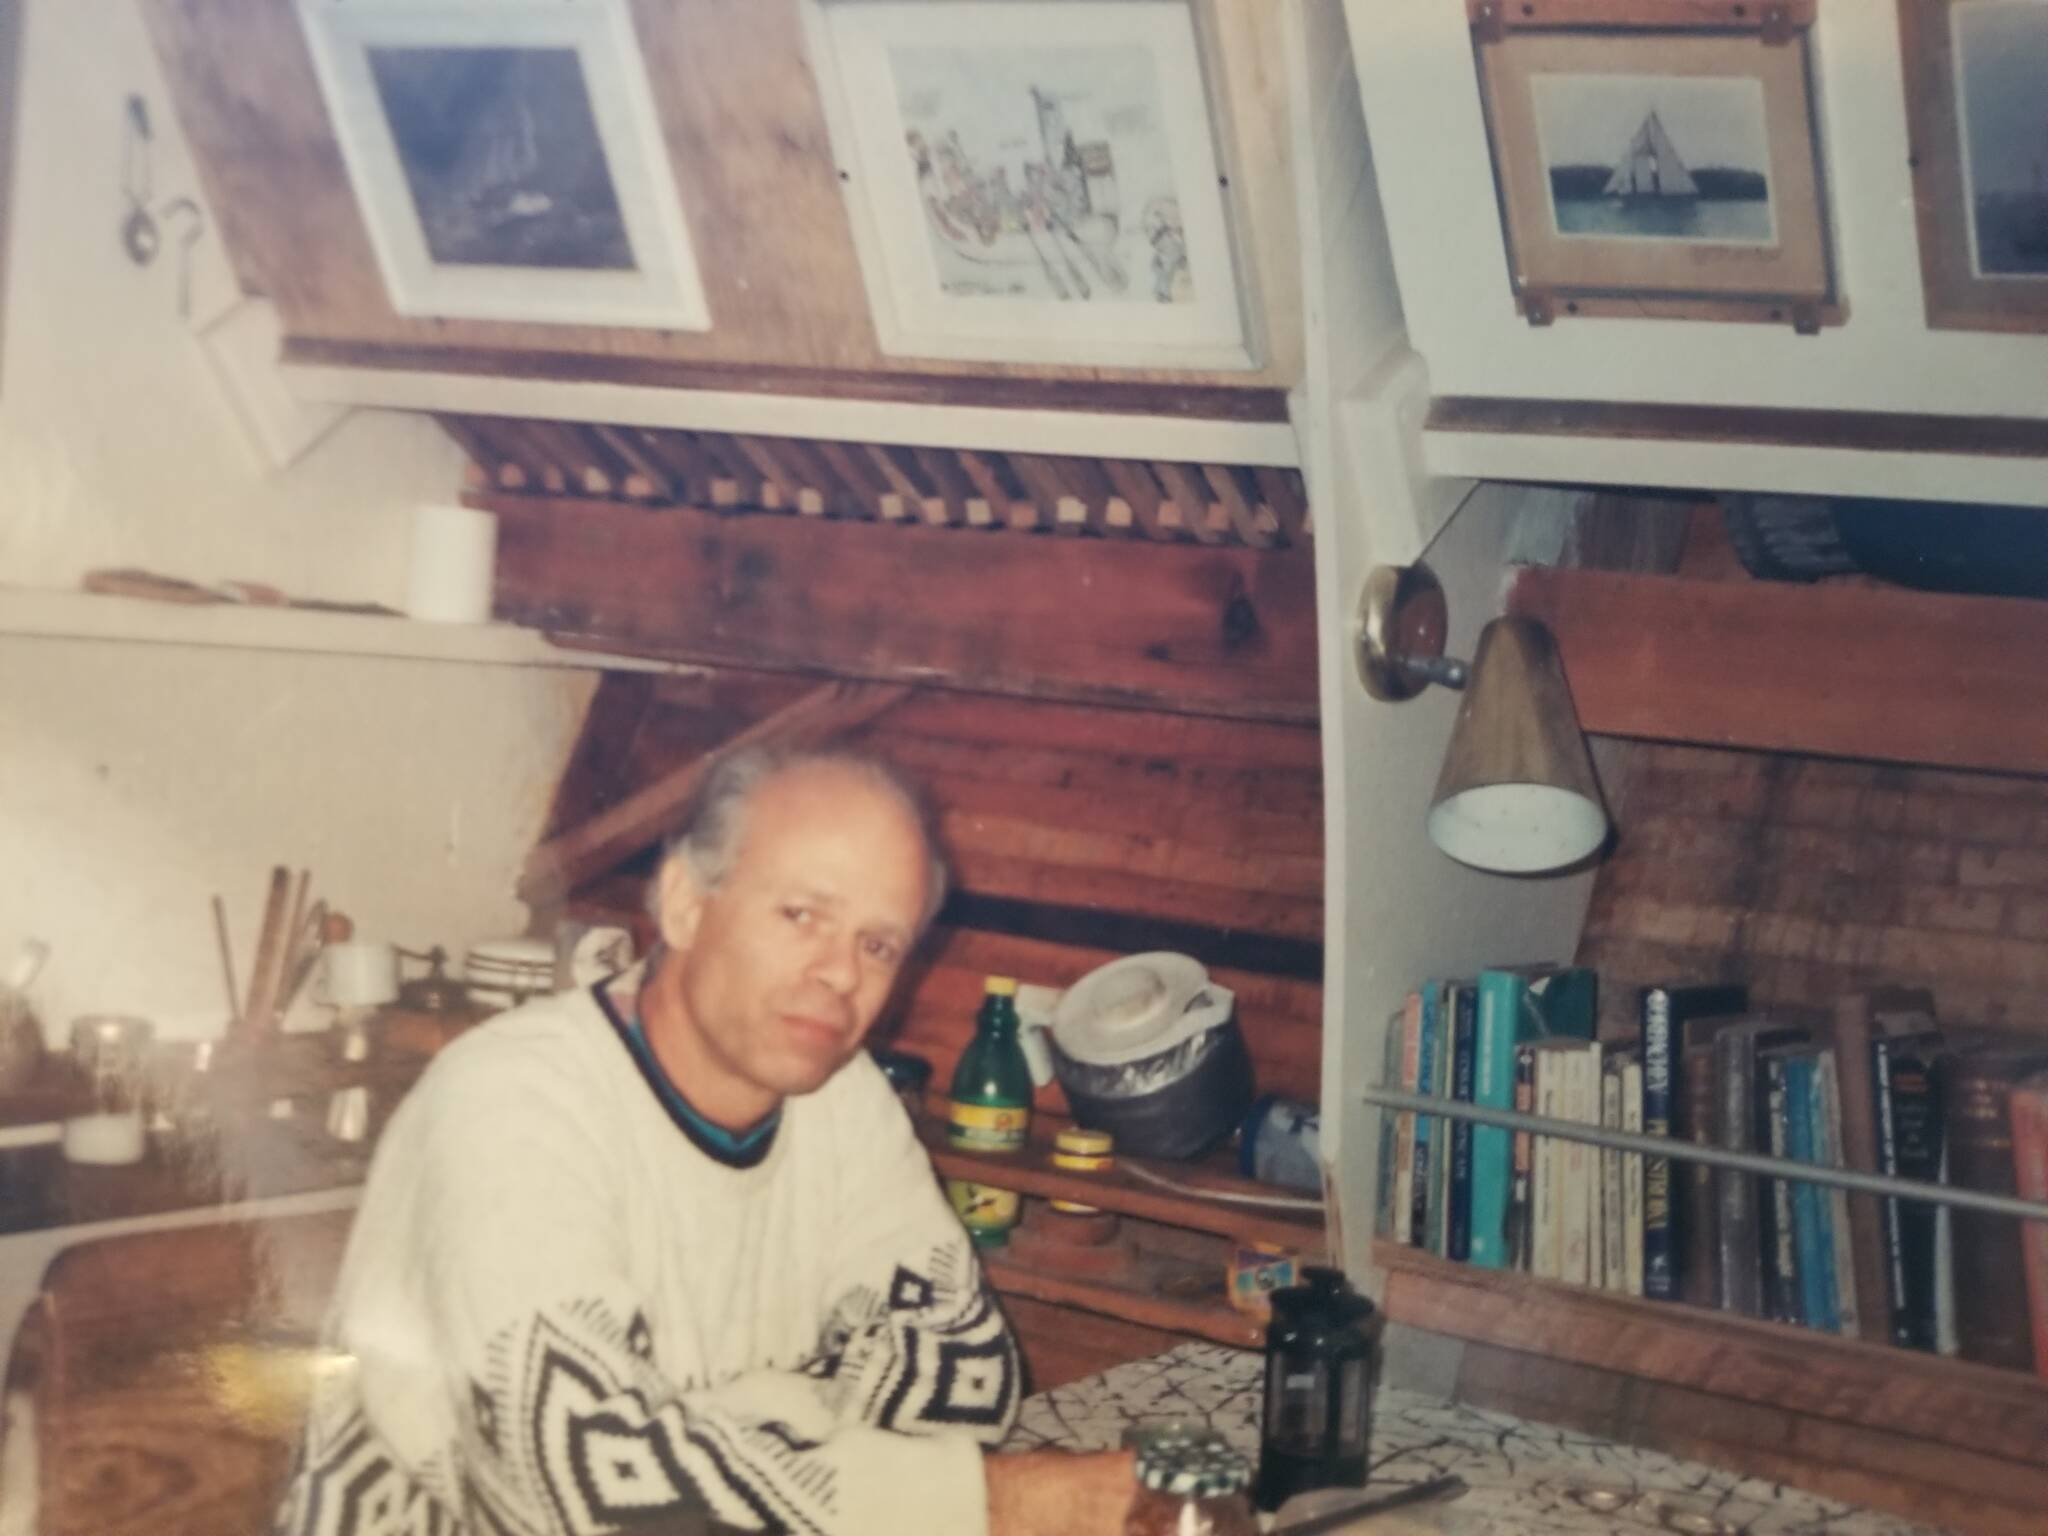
[1898,0,2048,333]
[1470,2,1837,328]
[801,0,1260,371]
[294,0,710,330]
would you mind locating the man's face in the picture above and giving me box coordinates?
[655,764,931,1122]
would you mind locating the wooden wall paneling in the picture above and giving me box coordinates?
[1508,565,2048,776]
[143,0,1300,390]
[1000,1293,1182,1393]
[1153,461,1227,544]
[539,674,662,845]
[488,496,1321,721]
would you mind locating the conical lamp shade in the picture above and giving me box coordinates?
[1427,616,1608,874]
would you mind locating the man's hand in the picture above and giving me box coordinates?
[986,1449,1136,1536]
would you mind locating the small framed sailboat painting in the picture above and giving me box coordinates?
[295,0,712,330]
[1470,6,1836,328]
[802,0,1258,370]
[1899,0,2048,333]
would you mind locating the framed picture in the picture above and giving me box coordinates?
[296,0,710,330]
[802,0,1258,370]
[1899,0,2048,333]
[1472,7,1835,327]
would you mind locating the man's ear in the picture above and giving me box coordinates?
[654,855,709,952]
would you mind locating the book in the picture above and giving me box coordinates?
[1831,988,1936,1343]
[1941,1043,2048,1371]
[2012,1074,2048,1379]
[1713,1020,1810,1317]
[1874,1031,1946,1351]
[1375,1003,1406,1240]
[1447,983,1478,1262]
[1410,982,1444,1248]
[1680,1039,1720,1308]
[1427,980,1462,1256]
[1782,1051,1836,1333]
[1622,1056,1645,1298]
[1761,1050,1803,1326]
[1509,1042,1538,1271]
[1560,1041,1604,1288]
[1600,1053,1626,1292]
[1639,984,1749,1301]
[1812,1050,1860,1336]
[1470,966,1596,1270]
[1392,989,1422,1246]
[1528,1038,1586,1282]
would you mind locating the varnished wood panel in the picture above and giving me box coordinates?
[1508,565,2048,776]
[488,496,1320,723]
[142,0,1300,387]
[1001,1293,1181,1395]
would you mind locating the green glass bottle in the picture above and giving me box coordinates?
[946,975,1033,1248]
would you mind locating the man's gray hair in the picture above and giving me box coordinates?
[650,745,949,933]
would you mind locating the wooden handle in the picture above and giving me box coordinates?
[238,867,291,1044]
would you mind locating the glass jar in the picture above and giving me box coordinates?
[63,1015,153,1166]
[1122,1428,1257,1536]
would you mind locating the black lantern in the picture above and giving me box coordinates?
[1253,1266,1384,1512]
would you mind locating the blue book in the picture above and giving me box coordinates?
[1802,1052,1846,1334]
[1469,966,1597,1269]
[1409,981,1443,1247]
[1448,984,1478,1262]
[1785,1054,1836,1333]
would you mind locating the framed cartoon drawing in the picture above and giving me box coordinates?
[1471,3,1836,328]
[296,0,711,329]
[803,0,1259,370]
[1899,0,2048,332]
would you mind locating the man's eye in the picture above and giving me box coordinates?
[783,905,814,926]
[863,937,901,964]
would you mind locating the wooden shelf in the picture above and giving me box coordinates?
[915,1110,1326,1256]
[1507,564,2048,777]
[1374,1242,2048,1472]
[981,1241,1266,1351]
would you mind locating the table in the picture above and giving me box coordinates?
[1004,1343,1949,1536]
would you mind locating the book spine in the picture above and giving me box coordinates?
[1715,1031,1762,1316]
[1640,987,1678,1299]
[1393,989,1422,1247]
[1945,1062,2034,1370]
[1785,1057,1832,1332]
[1681,1042,1719,1308]
[1830,1003,1892,1342]
[1375,1005,1405,1239]
[1534,1051,1562,1281]
[2012,1085,2048,1380]
[1448,984,1478,1263]
[1623,1059,1645,1298]
[1410,984,1441,1247]
[1430,984,1459,1256]
[1561,1047,1599,1288]
[1873,1036,1913,1347]
[1468,970,1523,1270]
[1601,1058,1625,1292]
[1814,1051,1860,1337]
[1510,1044,1537,1272]
[1764,1057,1802,1326]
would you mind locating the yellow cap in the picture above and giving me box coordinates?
[1055,1127,1114,1155]
[984,976,1019,996]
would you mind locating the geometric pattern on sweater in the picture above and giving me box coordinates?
[277,1243,1014,1536]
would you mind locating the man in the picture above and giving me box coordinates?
[276,747,1133,1536]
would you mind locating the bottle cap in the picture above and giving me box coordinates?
[1134,1431,1250,1497]
[1055,1127,1113,1155]
[984,976,1020,997]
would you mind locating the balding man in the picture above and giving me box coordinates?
[276,748,1132,1536]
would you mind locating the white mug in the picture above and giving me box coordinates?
[318,941,400,1008]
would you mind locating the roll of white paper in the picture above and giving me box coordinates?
[405,502,498,624]
[318,940,400,1008]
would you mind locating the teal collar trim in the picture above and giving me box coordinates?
[595,978,781,1168]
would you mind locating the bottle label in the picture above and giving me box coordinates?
[947,1101,1028,1152]
[948,1180,1021,1232]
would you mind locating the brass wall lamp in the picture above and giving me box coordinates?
[1356,564,1609,875]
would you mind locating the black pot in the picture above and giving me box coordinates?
[1052,1019,1256,1160]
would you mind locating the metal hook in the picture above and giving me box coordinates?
[121,95,159,266]
[158,196,206,320]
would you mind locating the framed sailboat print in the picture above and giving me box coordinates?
[801,0,1259,370]
[1899,0,2048,333]
[1470,2,1837,328]
[295,0,711,329]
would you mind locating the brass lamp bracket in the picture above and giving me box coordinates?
[1355,564,1465,702]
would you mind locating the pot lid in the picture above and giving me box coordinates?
[1051,952,1235,1067]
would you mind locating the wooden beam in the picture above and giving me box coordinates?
[520,682,911,904]
[1507,566,2048,776]
[487,495,1320,724]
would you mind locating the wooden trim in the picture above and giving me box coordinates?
[1427,396,2048,460]
[1378,1243,2048,1469]
[519,682,910,904]
[1506,564,2048,776]
[1466,0,1817,27]
[980,1247,1268,1350]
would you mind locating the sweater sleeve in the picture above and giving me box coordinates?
[803,1057,1022,1446]
[293,1038,990,1536]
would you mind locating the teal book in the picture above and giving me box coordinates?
[1469,966,1598,1269]
[1409,981,1445,1247]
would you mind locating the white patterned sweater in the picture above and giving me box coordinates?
[275,971,1019,1536]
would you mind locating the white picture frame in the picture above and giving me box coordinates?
[296,0,710,330]
[802,0,1258,371]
